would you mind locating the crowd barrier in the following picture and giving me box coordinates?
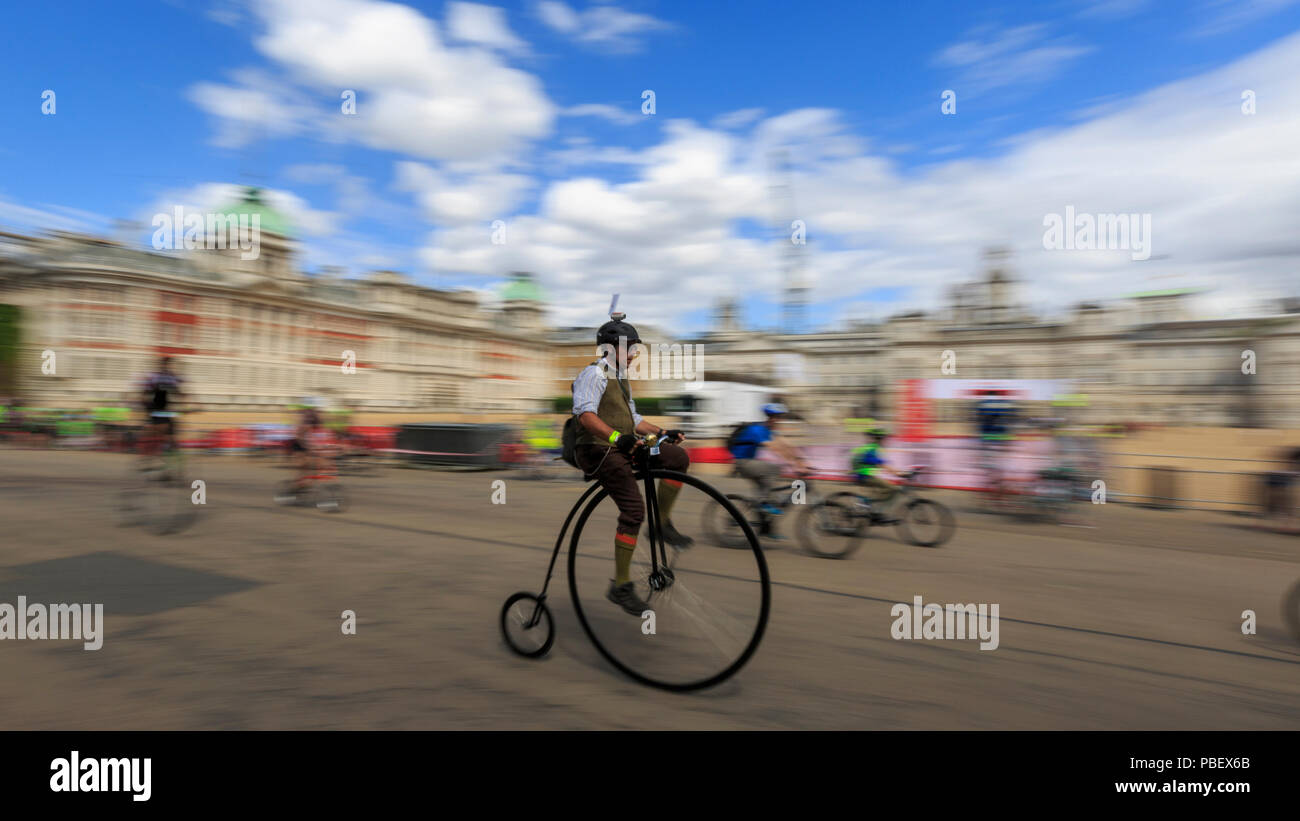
[689,438,1071,491]
[390,423,514,469]
[22,423,1289,514]
[691,437,1296,513]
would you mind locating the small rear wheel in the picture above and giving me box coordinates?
[500,592,555,658]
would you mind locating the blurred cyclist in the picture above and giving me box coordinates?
[138,356,185,460]
[571,314,689,616]
[973,389,1017,492]
[728,403,811,538]
[850,424,907,524]
[523,415,560,457]
[289,405,332,492]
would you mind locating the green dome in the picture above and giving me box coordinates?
[219,186,293,237]
[501,271,545,302]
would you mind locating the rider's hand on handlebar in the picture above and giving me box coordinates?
[661,429,685,444]
[614,433,640,455]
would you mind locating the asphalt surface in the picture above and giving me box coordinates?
[1,448,1298,729]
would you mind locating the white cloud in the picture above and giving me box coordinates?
[0,199,110,235]
[206,0,246,27]
[446,2,530,54]
[1191,0,1299,36]
[712,108,766,130]
[395,162,536,224]
[534,1,672,52]
[934,23,1093,95]
[191,0,555,162]
[181,4,1300,333]
[144,182,340,238]
[282,163,414,224]
[536,0,580,33]
[187,69,317,147]
[420,31,1300,332]
[561,103,642,125]
[543,138,648,170]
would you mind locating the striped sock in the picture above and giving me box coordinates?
[614,530,638,584]
[657,478,683,524]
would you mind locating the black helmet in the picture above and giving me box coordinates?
[597,319,641,348]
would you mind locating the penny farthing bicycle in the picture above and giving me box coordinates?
[500,434,770,691]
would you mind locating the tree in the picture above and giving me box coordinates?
[0,304,20,396]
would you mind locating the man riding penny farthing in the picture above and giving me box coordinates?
[500,302,769,691]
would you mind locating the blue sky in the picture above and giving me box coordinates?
[3,0,1300,333]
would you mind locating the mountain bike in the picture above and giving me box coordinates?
[975,440,1075,523]
[702,473,815,549]
[796,467,955,558]
[500,433,770,691]
[979,467,1075,522]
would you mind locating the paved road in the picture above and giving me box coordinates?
[1,448,1298,729]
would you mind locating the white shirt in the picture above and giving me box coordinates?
[572,359,643,426]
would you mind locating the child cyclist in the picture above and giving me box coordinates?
[850,424,908,524]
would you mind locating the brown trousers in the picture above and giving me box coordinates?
[575,442,690,536]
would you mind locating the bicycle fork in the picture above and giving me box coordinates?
[641,469,673,591]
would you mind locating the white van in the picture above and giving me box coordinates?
[664,382,774,439]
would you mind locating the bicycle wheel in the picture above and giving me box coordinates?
[273,481,301,506]
[568,469,769,691]
[315,483,347,513]
[702,493,758,549]
[116,482,149,527]
[897,497,955,547]
[121,477,189,536]
[1034,479,1072,523]
[797,494,868,559]
[500,592,555,658]
[159,481,199,535]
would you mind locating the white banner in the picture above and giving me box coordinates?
[922,379,1071,401]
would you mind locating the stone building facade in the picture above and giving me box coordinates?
[0,188,553,417]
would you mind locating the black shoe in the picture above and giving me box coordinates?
[660,521,694,549]
[606,580,651,616]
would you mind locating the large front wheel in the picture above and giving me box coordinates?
[568,470,769,692]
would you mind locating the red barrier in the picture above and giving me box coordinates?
[349,426,397,450]
[687,446,734,464]
[212,428,255,450]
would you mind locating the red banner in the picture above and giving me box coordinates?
[899,379,931,442]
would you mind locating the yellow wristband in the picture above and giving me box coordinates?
[608,431,620,444]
